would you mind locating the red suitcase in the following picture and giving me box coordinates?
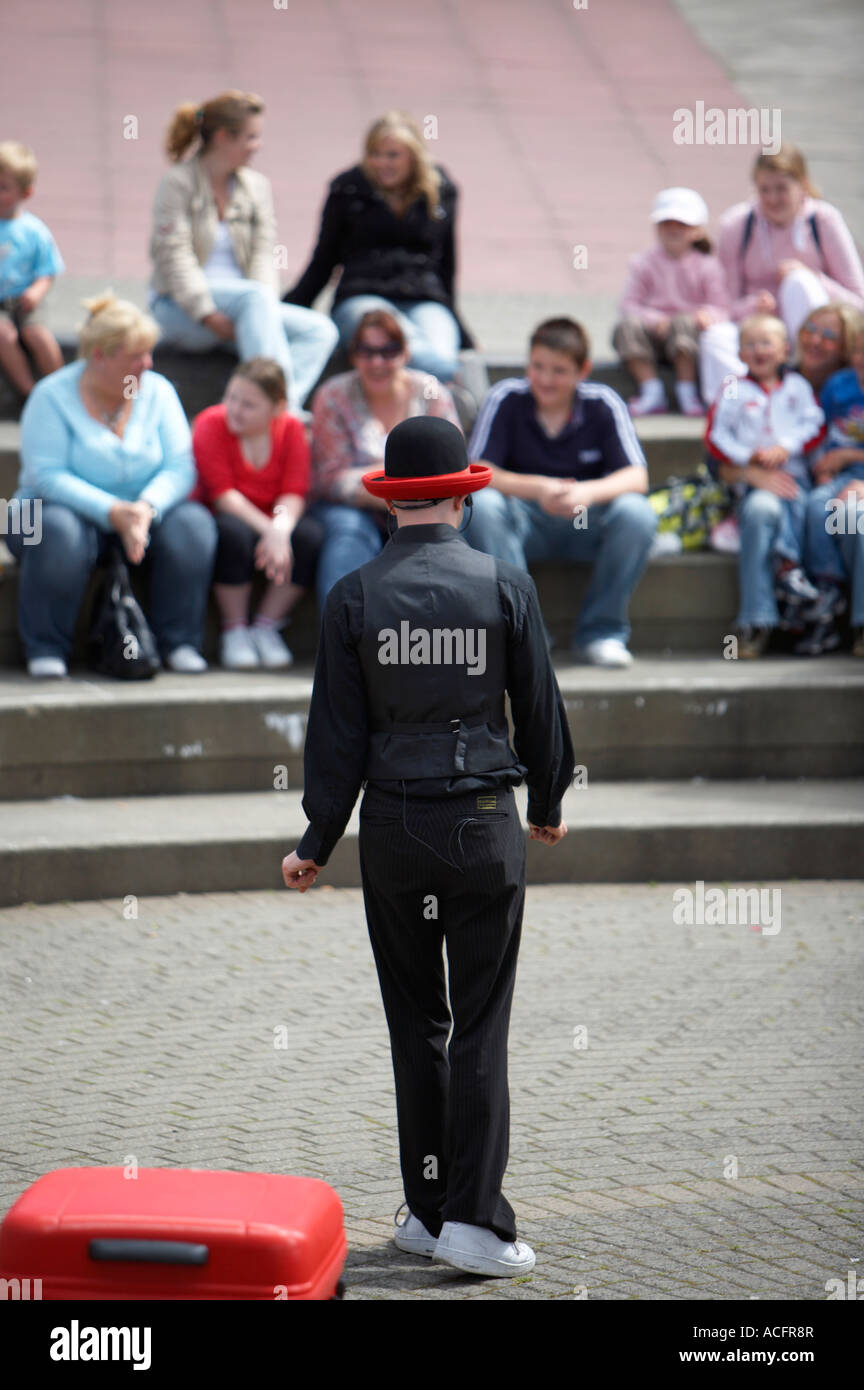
[0,1167,347,1300]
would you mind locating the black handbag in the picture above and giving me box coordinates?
[86,539,161,680]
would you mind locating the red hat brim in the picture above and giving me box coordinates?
[362,462,492,499]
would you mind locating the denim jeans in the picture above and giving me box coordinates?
[736,484,811,628]
[463,488,658,646]
[805,465,864,624]
[151,281,338,409]
[305,500,388,607]
[331,294,461,382]
[5,501,217,661]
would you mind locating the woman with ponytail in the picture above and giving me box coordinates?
[150,91,337,415]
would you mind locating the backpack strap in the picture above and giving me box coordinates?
[808,210,825,269]
[739,208,756,262]
[741,205,826,271]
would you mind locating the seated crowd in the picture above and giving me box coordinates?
[1,94,863,678]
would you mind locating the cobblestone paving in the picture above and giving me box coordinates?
[1,882,861,1300]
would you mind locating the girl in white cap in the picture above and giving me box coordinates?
[613,187,730,417]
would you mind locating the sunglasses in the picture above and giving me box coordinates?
[354,342,403,359]
[802,321,840,343]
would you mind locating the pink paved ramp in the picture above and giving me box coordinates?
[3,0,758,297]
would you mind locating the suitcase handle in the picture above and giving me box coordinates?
[89,1238,209,1265]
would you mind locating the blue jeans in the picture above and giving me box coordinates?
[805,465,864,624]
[151,281,338,409]
[331,295,461,382]
[305,500,388,607]
[463,489,658,646]
[5,501,217,661]
[736,484,811,628]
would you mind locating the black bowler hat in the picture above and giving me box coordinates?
[362,417,491,500]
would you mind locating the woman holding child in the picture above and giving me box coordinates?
[803,311,864,657]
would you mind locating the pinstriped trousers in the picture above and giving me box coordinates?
[358,781,526,1243]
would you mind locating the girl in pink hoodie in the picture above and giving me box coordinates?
[700,145,864,406]
[613,187,730,418]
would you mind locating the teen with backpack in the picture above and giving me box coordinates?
[700,146,864,406]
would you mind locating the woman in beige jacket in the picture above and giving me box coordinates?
[149,91,337,414]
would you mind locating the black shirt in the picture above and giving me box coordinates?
[295,523,575,866]
[283,164,474,350]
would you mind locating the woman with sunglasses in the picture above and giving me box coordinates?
[306,309,462,601]
[794,303,859,395]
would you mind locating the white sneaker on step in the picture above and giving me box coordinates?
[434,1221,535,1277]
[220,626,260,670]
[572,637,633,668]
[393,1205,437,1257]
[164,645,208,674]
[27,655,68,679]
[249,625,293,669]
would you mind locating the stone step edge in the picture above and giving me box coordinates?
[3,780,862,849]
[1,779,861,905]
[0,652,860,711]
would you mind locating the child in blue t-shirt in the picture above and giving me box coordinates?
[803,312,864,653]
[0,141,65,397]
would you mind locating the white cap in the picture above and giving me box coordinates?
[650,187,709,227]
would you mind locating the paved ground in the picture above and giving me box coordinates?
[1,882,861,1300]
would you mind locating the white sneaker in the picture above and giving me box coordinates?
[648,531,682,559]
[27,655,68,679]
[164,645,208,674]
[572,637,633,668]
[393,1205,437,1258]
[219,626,260,670]
[434,1220,536,1277]
[249,624,294,669]
[709,516,741,554]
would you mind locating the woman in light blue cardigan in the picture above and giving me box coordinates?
[7,294,217,678]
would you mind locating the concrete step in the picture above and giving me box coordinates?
[0,656,860,801]
[0,778,860,906]
[0,540,739,671]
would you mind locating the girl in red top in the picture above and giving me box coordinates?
[192,357,323,668]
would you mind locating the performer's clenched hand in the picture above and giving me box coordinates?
[282,851,324,892]
[528,822,568,845]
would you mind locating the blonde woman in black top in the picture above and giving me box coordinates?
[285,111,472,385]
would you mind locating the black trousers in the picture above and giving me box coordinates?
[213,511,323,588]
[358,781,526,1243]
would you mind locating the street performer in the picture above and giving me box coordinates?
[282,416,575,1277]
